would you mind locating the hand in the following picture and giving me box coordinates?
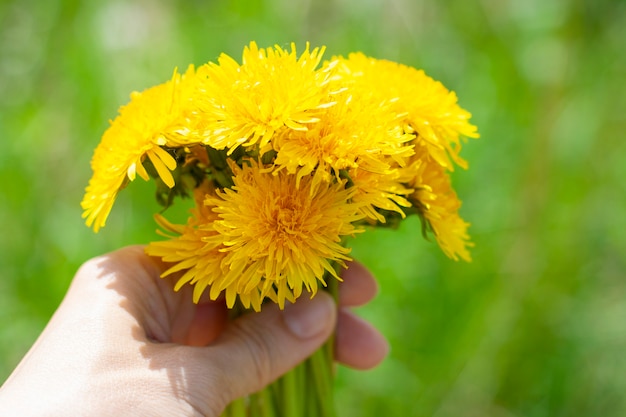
[0,246,388,416]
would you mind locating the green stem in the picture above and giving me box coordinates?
[249,387,276,417]
[249,391,260,417]
[281,362,299,416]
[259,386,277,417]
[295,360,306,413]
[223,397,247,417]
[309,345,336,417]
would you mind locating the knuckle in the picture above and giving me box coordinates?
[233,320,276,386]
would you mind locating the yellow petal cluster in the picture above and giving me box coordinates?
[147,161,363,310]
[335,53,479,259]
[195,42,339,154]
[83,42,478,308]
[407,145,474,261]
[81,66,201,231]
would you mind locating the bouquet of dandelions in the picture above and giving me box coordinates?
[81,42,478,417]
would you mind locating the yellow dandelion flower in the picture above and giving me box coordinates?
[409,145,473,261]
[335,53,479,171]
[350,163,414,223]
[196,41,340,153]
[145,182,269,311]
[272,90,414,192]
[206,160,364,309]
[81,65,201,232]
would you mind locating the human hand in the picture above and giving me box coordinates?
[0,246,388,416]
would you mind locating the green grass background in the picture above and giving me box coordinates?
[1,0,625,415]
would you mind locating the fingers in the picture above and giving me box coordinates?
[335,308,389,369]
[184,292,337,407]
[170,259,388,375]
[175,260,379,348]
[339,261,379,307]
[336,262,389,369]
[183,299,228,346]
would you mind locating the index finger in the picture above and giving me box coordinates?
[338,261,379,307]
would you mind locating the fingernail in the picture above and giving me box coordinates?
[283,293,335,339]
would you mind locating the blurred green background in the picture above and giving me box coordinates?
[1,0,625,415]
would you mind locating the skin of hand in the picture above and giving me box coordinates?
[0,246,388,417]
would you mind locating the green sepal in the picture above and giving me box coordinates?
[143,147,208,209]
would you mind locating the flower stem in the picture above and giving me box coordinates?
[280,362,299,416]
[310,343,336,417]
[224,397,247,417]
[249,386,277,417]
[259,386,277,417]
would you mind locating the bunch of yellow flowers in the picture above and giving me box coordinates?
[81,42,478,312]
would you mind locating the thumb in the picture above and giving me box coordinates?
[181,292,337,412]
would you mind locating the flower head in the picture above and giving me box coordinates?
[205,160,364,308]
[195,42,340,154]
[408,145,473,261]
[81,66,201,231]
[335,53,479,171]
[272,90,414,192]
[350,162,414,223]
[146,182,271,310]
